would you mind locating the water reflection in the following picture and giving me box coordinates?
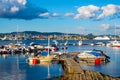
[0,55,64,80]
[0,55,26,80]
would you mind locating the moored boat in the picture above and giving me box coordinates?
[27,52,56,65]
[106,24,120,48]
[78,40,82,46]
[94,36,110,40]
[106,40,120,48]
[27,37,57,65]
[95,42,105,46]
[77,49,110,63]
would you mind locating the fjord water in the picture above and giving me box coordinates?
[0,40,120,80]
[0,55,64,80]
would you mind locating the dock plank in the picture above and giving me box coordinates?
[66,58,84,74]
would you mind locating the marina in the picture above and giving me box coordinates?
[0,0,120,80]
[0,40,120,80]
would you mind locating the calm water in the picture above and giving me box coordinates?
[0,40,120,80]
[0,55,64,80]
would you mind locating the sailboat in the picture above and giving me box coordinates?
[28,37,55,65]
[40,37,56,61]
[106,24,120,47]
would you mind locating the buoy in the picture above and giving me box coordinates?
[29,58,38,65]
[95,58,101,66]
[33,58,38,64]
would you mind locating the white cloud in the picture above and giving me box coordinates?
[39,12,49,17]
[10,6,19,13]
[74,4,120,20]
[17,0,27,5]
[52,13,60,17]
[99,24,110,32]
[39,12,61,18]
[97,4,120,20]
[0,0,27,13]
[74,5,99,19]
[0,0,48,20]
[65,12,74,17]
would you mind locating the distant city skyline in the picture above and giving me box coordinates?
[0,0,120,35]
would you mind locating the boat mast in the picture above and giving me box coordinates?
[47,37,50,56]
[17,25,19,43]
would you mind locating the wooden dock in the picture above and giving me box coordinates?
[60,58,120,80]
[62,58,84,74]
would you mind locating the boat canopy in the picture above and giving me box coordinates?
[86,51,102,57]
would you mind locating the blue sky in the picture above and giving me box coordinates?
[0,0,120,35]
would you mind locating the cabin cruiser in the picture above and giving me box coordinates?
[77,49,110,62]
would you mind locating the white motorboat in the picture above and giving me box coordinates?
[77,49,110,62]
[106,40,120,47]
[78,40,82,46]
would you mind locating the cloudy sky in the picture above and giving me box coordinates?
[0,0,120,35]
